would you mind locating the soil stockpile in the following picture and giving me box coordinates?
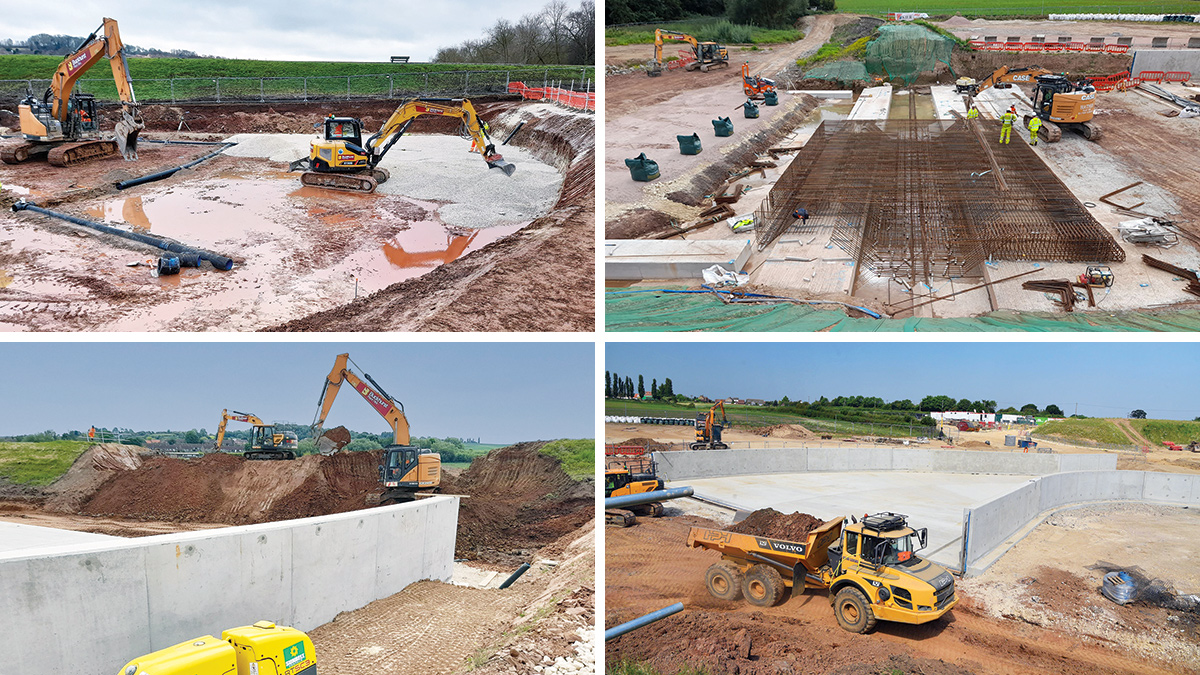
[614,437,672,453]
[440,442,593,565]
[44,444,144,513]
[78,450,382,524]
[729,508,823,542]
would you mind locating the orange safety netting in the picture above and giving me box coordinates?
[508,81,595,111]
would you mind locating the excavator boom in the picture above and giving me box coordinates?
[312,353,410,449]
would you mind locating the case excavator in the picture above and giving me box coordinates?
[288,98,515,194]
[958,66,1101,142]
[312,353,440,504]
[2,17,142,166]
[648,29,729,76]
[214,409,298,460]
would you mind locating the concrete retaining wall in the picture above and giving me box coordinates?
[0,496,458,675]
[652,447,1116,481]
[1131,49,1200,75]
[962,471,1200,574]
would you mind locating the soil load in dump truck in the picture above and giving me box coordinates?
[688,512,957,633]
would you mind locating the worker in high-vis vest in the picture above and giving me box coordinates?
[1027,115,1043,146]
[966,106,979,119]
[999,109,1016,144]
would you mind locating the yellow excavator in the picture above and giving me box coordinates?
[648,29,729,77]
[692,401,729,450]
[288,97,515,194]
[957,66,1101,142]
[213,409,298,460]
[312,353,440,503]
[2,17,142,166]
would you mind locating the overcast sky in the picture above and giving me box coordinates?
[0,0,565,61]
[0,343,594,442]
[607,343,1200,420]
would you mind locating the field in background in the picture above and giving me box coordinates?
[0,440,91,486]
[1035,418,1132,445]
[1128,419,1200,445]
[606,18,801,46]
[835,0,1199,17]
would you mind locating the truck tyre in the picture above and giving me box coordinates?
[705,561,743,601]
[743,564,785,607]
[833,587,877,634]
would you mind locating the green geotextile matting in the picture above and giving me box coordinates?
[605,289,1200,332]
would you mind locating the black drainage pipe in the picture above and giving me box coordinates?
[11,201,234,271]
[498,562,531,589]
[115,142,236,191]
[502,121,526,146]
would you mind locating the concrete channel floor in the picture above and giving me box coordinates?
[681,471,1038,570]
[0,521,118,555]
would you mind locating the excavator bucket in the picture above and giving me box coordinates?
[113,109,143,161]
[487,156,517,176]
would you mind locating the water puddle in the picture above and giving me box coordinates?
[381,220,523,270]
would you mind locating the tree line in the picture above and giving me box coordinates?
[434,0,594,66]
[606,371,675,400]
[1,34,210,58]
[606,0,835,27]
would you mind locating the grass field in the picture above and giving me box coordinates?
[463,442,507,453]
[538,438,594,480]
[606,18,801,46]
[0,440,91,486]
[0,55,594,102]
[1127,419,1200,446]
[835,0,1199,17]
[606,400,935,438]
[1036,418,1132,445]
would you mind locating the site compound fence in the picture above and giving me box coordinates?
[968,39,1133,53]
[507,81,595,111]
[0,67,593,105]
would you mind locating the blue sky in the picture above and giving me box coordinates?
[0,0,571,61]
[606,343,1200,420]
[0,343,594,443]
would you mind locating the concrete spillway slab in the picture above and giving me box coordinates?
[0,522,119,554]
[605,239,752,280]
[848,85,893,120]
[683,471,1038,571]
[931,85,970,120]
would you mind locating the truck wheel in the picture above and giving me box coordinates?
[706,562,743,601]
[743,565,785,607]
[833,587,877,634]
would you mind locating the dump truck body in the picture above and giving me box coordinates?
[688,513,956,632]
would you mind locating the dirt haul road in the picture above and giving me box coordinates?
[0,98,593,332]
[606,513,1184,675]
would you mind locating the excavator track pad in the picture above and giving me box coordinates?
[0,142,38,165]
[299,171,378,194]
[47,140,118,167]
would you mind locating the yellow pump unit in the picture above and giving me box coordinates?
[117,621,315,675]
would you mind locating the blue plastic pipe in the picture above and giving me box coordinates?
[605,602,684,641]
[605,486,693,510]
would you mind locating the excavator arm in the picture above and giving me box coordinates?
[969,66,1052,97]
[214,409,264,449]
[312,353,410,450]
[365,98,516,176]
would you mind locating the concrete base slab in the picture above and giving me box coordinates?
[931,85,970,120]
[681,471,1037,571]
[849,85,893,120]
[0,522,119,553]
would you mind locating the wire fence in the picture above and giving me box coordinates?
[874,5,1200,17]
[604,414,938,439]
[0,67,594,105]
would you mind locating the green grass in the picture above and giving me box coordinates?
[442,461,475,470]
[538,438,594,480]
[798,35,874,68]
[0,55,594,102]
[606,400,936,438]
[1127,419,1200,446]
[834,0,1198,18]
[607,661,709,675]
[1036,418,1132,445]
[0,440,92,486]
[463,442,506,453]
[606,18,801,46]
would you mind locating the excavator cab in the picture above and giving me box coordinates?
[324,116,365,150]
[246,425,298,460]
[379,445,440,503]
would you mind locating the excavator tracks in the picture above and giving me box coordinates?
[47,140,119,167]
[0,142,36,165]
[299,170,378,194]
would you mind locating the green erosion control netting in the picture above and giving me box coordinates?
[605,289,1200,332]
[805,61,870,82]
[865,24,954,85]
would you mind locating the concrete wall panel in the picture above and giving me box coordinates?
[1142,471,1197,502]
[965,480,1041,564]
[892,449,934,472]
[0,496,458,675]
[1131,50,1200,76]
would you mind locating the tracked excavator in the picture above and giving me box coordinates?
[604,451,666,527]
[692,401,729,450]
[958,66,1101,142]
[214,409,298,460]
[312,353,440,503]
[648,29,729,76]
[1,17,143,166]
[288,98,515,194]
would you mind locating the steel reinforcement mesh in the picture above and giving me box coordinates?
[753,120,1125,284]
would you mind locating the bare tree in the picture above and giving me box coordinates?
[432,0,594,65]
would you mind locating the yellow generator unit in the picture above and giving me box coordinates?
[118,621,315,675]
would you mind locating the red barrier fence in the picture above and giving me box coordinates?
[508,81,595,112]
[1088,69,1192,91]
[970,40,1132,54]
